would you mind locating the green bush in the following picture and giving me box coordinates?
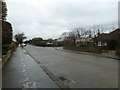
[2,43,17,55]
[76,43,91,47]
[52,42,64,47]
[108,38,117,50]
[3,43,16,48]
[2,45,10,55]
[40,41,47,46]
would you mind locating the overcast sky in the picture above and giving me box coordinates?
[7,0,119,40]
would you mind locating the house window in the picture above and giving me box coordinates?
[98,41,101,46]
[101,42,107,46]
[98,41,107,46]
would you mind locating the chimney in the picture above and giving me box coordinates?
[98,29,100,36]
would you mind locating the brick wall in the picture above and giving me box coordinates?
[2,50,12,67]
[63,46,107,53]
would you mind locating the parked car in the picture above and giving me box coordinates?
[22,43,26,47]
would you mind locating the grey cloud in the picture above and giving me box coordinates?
[7,0,119,40]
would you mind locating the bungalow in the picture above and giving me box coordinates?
[56,38,65,42]
[76,37,93,44]
[109,28,120,49]
[94,28,120,47]
[94,33,110,46]
[109,28,120,40]
[56,38,69,42]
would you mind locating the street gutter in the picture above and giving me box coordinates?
[56,49,120,60]
[24,48,69,88]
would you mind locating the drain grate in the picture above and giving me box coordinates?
[58,76,67,81]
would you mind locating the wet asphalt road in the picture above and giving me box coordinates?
[24,45,118,88]
[2,47,58,88]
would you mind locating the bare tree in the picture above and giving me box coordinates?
[68,31,77,45]
[61,26,103,46]
[73,27,92,38]
[61,32,69,38]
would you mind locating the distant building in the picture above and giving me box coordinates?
[56,38,68,42]
[76,37,93,44]
[46,42,53,45]
[118,1,120,28]
[56,38,64,42]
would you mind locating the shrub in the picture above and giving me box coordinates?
[108,38,117,50]
[52,42,64,47]
[76,43,91,47]
[2,43,17,55]
[2,44,10,55]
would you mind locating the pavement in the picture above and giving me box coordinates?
[24,45,118,88]
[2,47,58,88]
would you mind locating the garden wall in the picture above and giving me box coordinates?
[2,45,18,68]
[116,50,120,56]
[63,46,107,53]
[2,50,12,67]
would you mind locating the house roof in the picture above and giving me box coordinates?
[94,28,120,42]
[109,28,120,35]
[76,37,93,42]
[56,38,64,42]
[56,38,69,42]
[94,33,110,42]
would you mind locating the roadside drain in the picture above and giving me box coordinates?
[40,65,69,88]
[58,76,67,81]
[24,52,28,54]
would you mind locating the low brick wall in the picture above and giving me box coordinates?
[2,50,13,67]
[116,50,120,56]
[63,46,106,53]
[102,50,116,54]
[1,44,18,68]
[0,59,2,69]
